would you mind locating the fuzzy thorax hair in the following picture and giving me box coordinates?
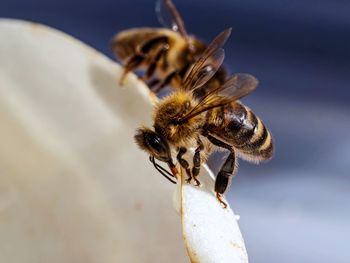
[152,91,205,146]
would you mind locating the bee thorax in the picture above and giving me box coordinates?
[153,92,205,145]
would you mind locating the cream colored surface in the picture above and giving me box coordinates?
[0,19,248,263]
[180,166,248,263]
[0,19,185,263]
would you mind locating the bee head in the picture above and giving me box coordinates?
[111,28,159,62]
[134,127,172,163]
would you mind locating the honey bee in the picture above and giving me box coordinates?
[111,0,226,95]
[134,29,274,208]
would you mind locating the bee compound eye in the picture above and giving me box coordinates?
[149,135,162,150]
[135,128,171,163]
[145,132,169,157]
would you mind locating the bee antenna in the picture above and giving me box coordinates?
[149,156,177,184]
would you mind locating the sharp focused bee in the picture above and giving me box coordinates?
[111,0,226,95]
[134,29,274,208]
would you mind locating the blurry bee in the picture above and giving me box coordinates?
[134,29,274,208]
[111,0,227,95]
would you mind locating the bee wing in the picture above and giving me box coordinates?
[218,73,258,100]
[156,0,188,37]
[177,73,258,123]
[182,28,232,91]
[183,49,225,91]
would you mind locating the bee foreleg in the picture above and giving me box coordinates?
[191,138,204,186]
[205,134,236,208]
[176,147,192,184]
[120,54,145,85]
[141,45,168,82]
[122,36,170,85]
[137,36,170,82]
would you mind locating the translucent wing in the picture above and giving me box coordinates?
[184,49,225,91]
[176,73,258,123]
[156,0,188,37]
[218,73,258,99]
[182,28,232,91]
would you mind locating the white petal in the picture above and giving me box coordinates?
[0,19,249,263]
[180,165,248,263]
[0,19,185,263]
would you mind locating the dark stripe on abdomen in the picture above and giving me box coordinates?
[241,118,273,160]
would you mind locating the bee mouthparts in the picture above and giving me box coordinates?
[169,165,179,178]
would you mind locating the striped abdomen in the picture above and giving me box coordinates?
[206,101,273,161]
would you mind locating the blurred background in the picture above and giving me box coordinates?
[1,0,349,262]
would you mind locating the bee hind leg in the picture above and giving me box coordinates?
[176,147,192,184]
[215,150,236,208]
[216,193,227,209]
[205,134,237,209]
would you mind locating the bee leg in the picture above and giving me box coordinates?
[191,138,204,186]
[152,71,180,93]
[205,134,237,209]
[140,59,157,82]
[148,78,161,89]
[120,54,145,85]
[137,36,169,82]
[215,151,236,209]
[121,36,170,85]
[216,193,228,209]
[176,147,192,184]
[140,46,168,82]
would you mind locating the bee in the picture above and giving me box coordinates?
[111,0,227,95]
[134,29,274,208]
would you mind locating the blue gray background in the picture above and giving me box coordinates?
[1,0,349,262]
